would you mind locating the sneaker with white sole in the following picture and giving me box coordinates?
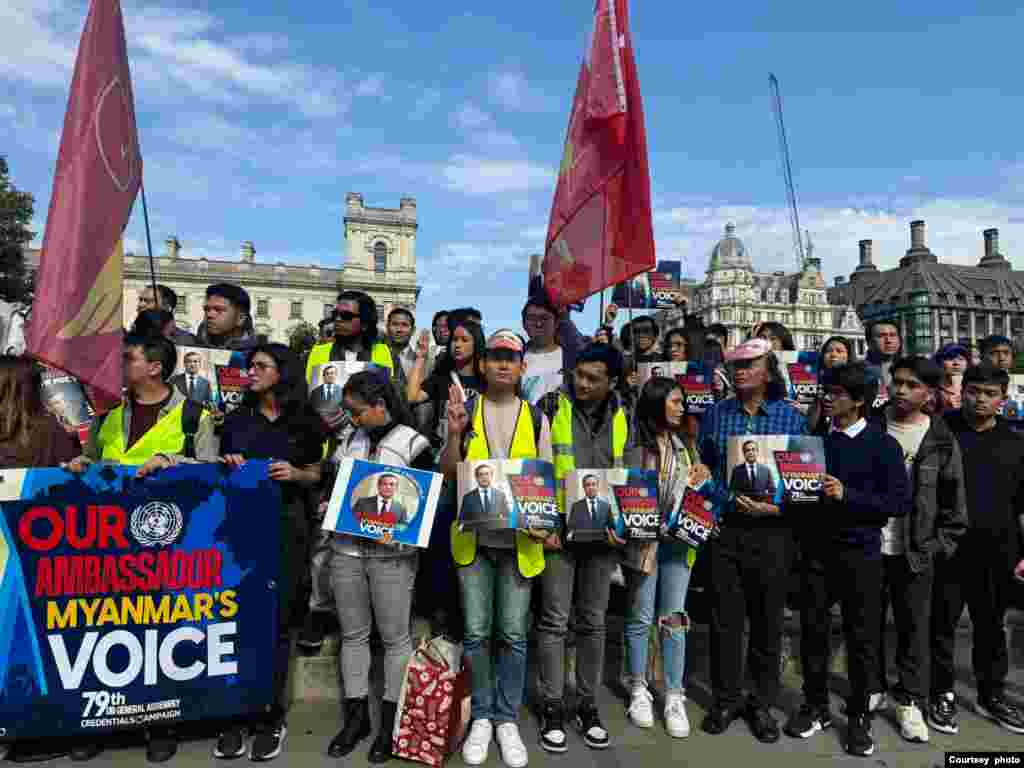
[214,726,248,759]
[627,686,655,729]
[574,705,610,749]
[538,701,567,754]
[250,722,287,762]
[664,693,690,738]
[462,719,493,766]
[928,691,959,735]
[495,722,528,768]
[895,702,929,743]
[975,695,1024,734]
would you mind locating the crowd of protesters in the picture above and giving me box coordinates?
[2,279,1023,765]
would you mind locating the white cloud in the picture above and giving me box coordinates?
[654,196,1024,284]
[454,103,491,130]
[356,75,384,97]
[0,0,78,88]
[489,70,546,112]
[353,152,554,198]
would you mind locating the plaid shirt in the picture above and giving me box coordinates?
[698,397,808,510]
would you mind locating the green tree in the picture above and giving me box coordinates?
[287,320,318,360]
[0,157,35,305]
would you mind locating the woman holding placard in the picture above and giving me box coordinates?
[325,369,432,763]
[616,376,707,739]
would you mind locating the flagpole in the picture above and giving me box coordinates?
[140,182,158,305]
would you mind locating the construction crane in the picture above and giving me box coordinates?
[769,73,806,272]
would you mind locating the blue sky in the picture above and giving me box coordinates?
[4,0,1024,334]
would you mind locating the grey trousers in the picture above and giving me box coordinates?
[535,547,617,706]
[309,530,336,613]
[329,541,418,702]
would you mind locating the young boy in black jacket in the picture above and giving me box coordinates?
[784,362,911,757]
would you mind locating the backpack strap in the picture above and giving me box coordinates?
[528,401,544,448]
[181,399,203,460]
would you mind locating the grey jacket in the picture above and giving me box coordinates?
[880,411,968,572]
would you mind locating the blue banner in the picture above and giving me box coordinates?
[0,461,281,739]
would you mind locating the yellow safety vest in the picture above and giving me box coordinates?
[550,393,628,512]
[305,340,395,383]
[450,398,545,578]
[97,402,189,464]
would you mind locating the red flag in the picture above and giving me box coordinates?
[542,0,655,308]
[27,0,141,400]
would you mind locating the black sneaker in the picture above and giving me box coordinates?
[214,727,249,759]
[927,691,959,735]
[975,694,1024,734]
[296,612,325,651]
[845,714,874,757]
[146,729,178,763]
[250,722,287,762]
[574,705,610,750]
[746,705,780,744]
[539,700,568,753]
[784,704,832,739]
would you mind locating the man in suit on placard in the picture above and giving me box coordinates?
[310,364,344,407]
[569,474,612,532]
[729,439,777,501]
[171,351,214,405]
[352,474,412,526]
[459,463,511,527]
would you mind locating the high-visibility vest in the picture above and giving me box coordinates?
[550,393,628,512]
[305,340,395,383]
[450,398,545,578]
[97,402,189,464]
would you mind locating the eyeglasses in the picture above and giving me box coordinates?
[334,311,358,321]
[249,361,277,372]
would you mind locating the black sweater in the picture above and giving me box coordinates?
[797,422,911,555]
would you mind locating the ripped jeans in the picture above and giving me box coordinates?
[624,547,693,695]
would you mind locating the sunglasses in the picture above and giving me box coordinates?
[334,311,359,322]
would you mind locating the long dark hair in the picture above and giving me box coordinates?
[758,321,795,351]
[635,376,681,454]
[661,328,689,362]
[242,343,310,419]
[343,369,415,430]
[0,357,44,449]
[336,290,381,347]
[818,335,855,376]
[435,319,486,383]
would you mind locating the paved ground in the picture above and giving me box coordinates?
[19,613,1024,768]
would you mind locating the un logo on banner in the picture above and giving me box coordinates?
[130,501,184,547]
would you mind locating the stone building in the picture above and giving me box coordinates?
[689,223,865,353]
[25,193,419,343]
[831,220,1024,355]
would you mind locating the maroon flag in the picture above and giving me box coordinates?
[27,0,141,401]
[542,0,655,308]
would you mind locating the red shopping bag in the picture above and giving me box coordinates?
[392,637,471,766]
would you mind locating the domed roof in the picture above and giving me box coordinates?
[708,223,752,271]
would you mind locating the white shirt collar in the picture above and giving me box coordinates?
[832,417,867,438]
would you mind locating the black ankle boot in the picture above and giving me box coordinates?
[368,700,398,764]
[328,698,371,758]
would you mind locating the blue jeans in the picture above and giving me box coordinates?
[624,547,693,695]
[458,547,533,722]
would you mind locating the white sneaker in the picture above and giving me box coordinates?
[462,719,493,766]
[495,722,528,768]
[627,685,655,729]
[896,702,929,743]
[665,693,690,738]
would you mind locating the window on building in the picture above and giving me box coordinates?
[761,289,769,303]
[290,301,303,320]
[721,309,733,321]
[752,311,761,322]
[957,312,970,342]
[939,312,953,339]
[993,315,1005,335]
[374,242,387,273]
[175,294,188,318]
[776,291,786,304]
[257,298,269,318]
[1013,315,1024,336]
[975,313,989,337]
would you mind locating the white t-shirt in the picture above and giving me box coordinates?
[883,418,929,556]
[522,348,564,404]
